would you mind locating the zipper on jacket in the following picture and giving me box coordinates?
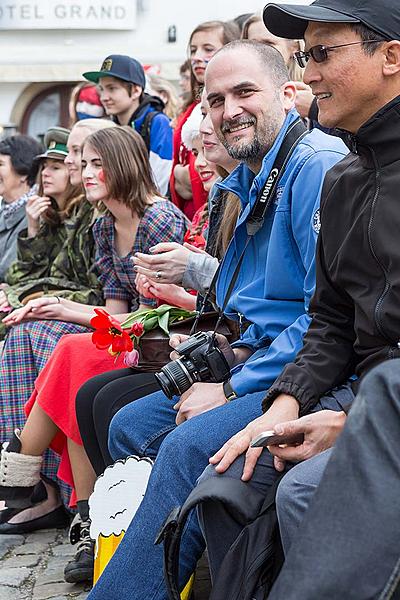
[390,341,400,359]
[349,133,358,154]
[338,130,358,154]
[367,147,391,339]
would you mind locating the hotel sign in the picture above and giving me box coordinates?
[0,0,136,29]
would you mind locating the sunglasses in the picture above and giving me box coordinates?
[294,41,381,68]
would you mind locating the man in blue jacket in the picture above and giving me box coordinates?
[88,41,347,600]
[83,54,172,195]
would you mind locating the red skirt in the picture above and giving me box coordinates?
[24,332,124,506]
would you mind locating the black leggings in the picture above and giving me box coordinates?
[75,368,159,476]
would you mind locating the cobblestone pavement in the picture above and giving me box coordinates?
[0,526,91,600]
[0,511,211,600]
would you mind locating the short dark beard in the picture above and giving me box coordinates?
[223,136,264,162]
[220,117,282,164]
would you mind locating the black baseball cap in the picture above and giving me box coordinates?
[83,54,146,88]
[263,0,400,41]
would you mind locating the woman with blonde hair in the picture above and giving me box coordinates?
[242,13,303,79]
[148,74,180,121]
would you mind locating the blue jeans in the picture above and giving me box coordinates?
[88,389,266,600]
[269,361,400,599]
[276,448,331,554]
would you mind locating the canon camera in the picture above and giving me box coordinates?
[155,331,231,399]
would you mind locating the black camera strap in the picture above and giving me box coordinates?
[191,117,307,337]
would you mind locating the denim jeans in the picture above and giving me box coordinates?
[269,360,400,600]
[87,389,266,600]
[276,448,331,555]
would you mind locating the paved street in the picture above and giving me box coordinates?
[0,494,210,600]
[0,525,91,600]
[0,526,211,600]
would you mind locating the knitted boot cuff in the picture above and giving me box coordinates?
[0,447,42,488]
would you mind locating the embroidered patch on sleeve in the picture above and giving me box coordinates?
[312,209,321,233]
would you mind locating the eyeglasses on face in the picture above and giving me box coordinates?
[294,40,382,68]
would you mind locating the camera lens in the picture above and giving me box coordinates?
[155,359,195,399]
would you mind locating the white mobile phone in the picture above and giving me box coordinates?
[251,430,304,448]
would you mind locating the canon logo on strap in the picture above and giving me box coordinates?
[260,168,279,203]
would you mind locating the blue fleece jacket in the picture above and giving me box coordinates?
[215,109,347,398]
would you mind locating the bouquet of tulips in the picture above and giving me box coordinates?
[90,304,196,367]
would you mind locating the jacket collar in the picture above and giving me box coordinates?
[112,94,164,127]
[130,94,165,127]
[215,109,300,209]
[0,186,36,228]
[340,95,400,167]
[0,200,26,230]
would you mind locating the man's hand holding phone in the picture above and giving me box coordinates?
[259,409,347,465]
[209,394,300,481]
[251,429,305,448]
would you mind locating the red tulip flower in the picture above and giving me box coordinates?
[130,321,145,338]
[91,308,133,353]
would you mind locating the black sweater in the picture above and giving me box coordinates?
[264,96,400,415]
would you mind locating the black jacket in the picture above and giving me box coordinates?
[264,96,400,416]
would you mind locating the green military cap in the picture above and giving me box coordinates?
[36,126,70,161]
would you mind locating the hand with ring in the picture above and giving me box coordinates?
[132,242,207,285]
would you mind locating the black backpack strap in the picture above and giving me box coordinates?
[139,110,158,152]
[155,476,272,600]
[191,118,307,338]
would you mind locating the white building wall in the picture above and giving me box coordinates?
[0,0,309,127]
[0,83,26,124]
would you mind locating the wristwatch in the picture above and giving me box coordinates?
[223,380,238,402]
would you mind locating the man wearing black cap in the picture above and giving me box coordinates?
[201,1,400,596]
[83,55,172,195]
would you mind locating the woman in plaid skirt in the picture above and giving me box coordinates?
[0,127,188,551]
[0,119,116,515]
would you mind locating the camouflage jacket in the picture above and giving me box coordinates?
[3,199,103,309]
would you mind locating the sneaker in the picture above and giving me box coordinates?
[64,513,95,583]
